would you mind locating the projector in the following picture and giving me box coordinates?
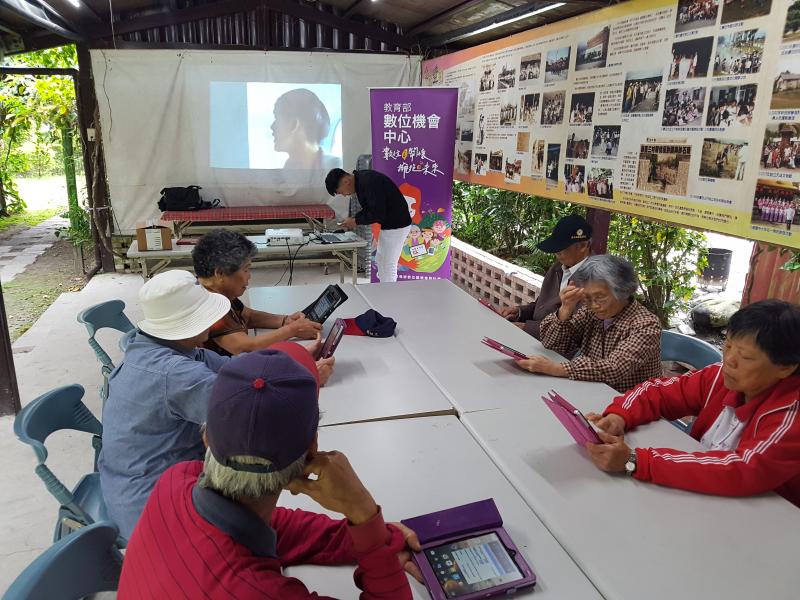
[265,228,305,246]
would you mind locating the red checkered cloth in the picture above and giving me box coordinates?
[162,204,335,222]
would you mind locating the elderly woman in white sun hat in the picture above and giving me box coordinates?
[98,269,232,540]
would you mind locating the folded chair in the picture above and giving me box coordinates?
[76,300,135,403]
[13,384,123,546]
[2,522,123,600]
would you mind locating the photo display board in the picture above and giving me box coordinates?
[423,0,800,249]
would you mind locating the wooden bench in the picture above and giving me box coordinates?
[162,204,336,236]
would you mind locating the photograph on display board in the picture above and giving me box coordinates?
[455,147,472,175]
[576,27,610,71]
[721,0,772,25]
[498,64,517,90]
[546,144,561,187]
[477,113,486,145]
[479,65,496,92]
[569,92,595,124]
[761,122,800,172]
[752,179,799,230]
[545,47,571,83]
[713,29,765,76]
[772,56,800,110]
[520,54,542,83]
[517,131,531,153]
[474,152,488,176]
[460,121,474,142]
[564,164,586,194]
[489,150,504,172]
[699,138,749,180]
[588,167,615,199]
[663,87,706,126]
[669,37,714,80]
[500,102,518,127]
[458,81,476,118]
[592,125,621,157]
[531,139,546,177]
[542,90,566,124]
[637,142,692,195]
[505,158,523,184]
[707,84,757,126]
[566,131,591,159]
[785,0,800,43]
[520,93,541,125]
[675,0,719,33]
[622,69,663,113]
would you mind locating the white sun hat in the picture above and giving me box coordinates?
[137,270,230,340]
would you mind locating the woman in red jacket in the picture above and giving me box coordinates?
[586,299,800,507]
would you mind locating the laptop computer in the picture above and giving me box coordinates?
[303,214,353,244]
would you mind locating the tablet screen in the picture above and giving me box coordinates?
[424,532,524,598]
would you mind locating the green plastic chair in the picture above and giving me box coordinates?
[661,330,722,433]
[13,385,121,545]
[2,522,123,600]
[76,300,135,402]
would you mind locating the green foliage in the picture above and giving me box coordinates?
[451,181,709,326]
[781,249,800,272]
[1,45,80,215]
[451,181,584,275]
[58,204,93,247]
[607,216,708,328]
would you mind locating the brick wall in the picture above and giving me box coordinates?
[450,237,543,308]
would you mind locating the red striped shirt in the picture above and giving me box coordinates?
[118,461,412,599]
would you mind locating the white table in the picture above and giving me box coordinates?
[279,416,603,599]
[356,279,579,413]
[128,234,367,283]
[247,284,455,426]
[463,395,800,600]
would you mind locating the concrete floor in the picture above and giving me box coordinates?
[0,264,367,593]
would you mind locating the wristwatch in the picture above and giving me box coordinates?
[624,450,637,477]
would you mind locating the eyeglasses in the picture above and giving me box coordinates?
[583,294,612,307]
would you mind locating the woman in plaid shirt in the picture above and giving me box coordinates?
[517,255,662,392]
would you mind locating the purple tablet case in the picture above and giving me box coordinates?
[542,390,602,446]
[402,499,536,600]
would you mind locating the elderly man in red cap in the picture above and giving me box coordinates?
[119,342,420,599]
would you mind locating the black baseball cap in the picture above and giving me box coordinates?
[537,215,592,253]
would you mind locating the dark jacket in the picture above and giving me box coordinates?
[518,261,565,339]
[353,169,412,230]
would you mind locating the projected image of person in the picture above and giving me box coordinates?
[271,89,342,171]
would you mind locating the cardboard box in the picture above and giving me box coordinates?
[136,219,174,251]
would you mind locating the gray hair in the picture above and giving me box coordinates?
[570,255,639,300]
[200,449,306,501]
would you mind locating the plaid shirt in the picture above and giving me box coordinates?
[540,300,662,392]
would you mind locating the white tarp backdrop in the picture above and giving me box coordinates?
[90,50,421,232]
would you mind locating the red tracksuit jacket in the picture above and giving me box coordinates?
[604,364,800,506]
[118,461,412,599]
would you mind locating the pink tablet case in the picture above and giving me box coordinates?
[481,337,527,361]
[542,390,602,446]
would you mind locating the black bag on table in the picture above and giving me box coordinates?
[157,186,220,211]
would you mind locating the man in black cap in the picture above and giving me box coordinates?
[500,214,593,339]
[325,168,412,283]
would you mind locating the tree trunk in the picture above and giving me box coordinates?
[61,125,79,228]
[0,174,7,217]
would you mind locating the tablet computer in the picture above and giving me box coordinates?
[315,319,345,360]
[302,284,348,324]
[480,337,528,361]
[402,499,536,600]
[541,390,602,446]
